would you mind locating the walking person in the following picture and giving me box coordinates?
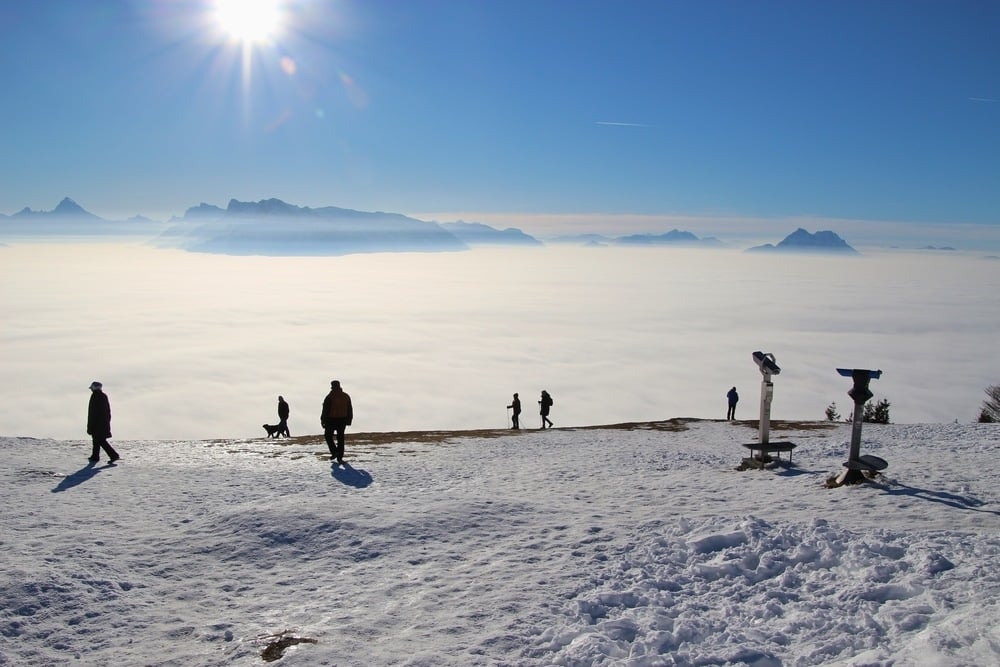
[321,380,353,464]
[727,386,739,420]
[539,390,554,429]
[87,381,119,464]
[277,395,290,437]
[507,392,521,429]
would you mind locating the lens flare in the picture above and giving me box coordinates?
[339,71,369,109]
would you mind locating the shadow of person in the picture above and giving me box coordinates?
[51,461,107,493]
[331,462,373,489]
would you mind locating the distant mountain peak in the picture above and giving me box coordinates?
[161,196,470,256]
[54,197,85,214]
[441,220,542,246]
[226,198,304,216]
[180,203,226,220]
[747,228,858,254]
[615,229,719,247]
[11,197,99,219]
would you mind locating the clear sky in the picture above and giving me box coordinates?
[1,0,998,236]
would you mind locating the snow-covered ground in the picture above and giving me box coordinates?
[3,420,999,666]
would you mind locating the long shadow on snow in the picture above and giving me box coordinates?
[331,462,373,488]
[874,481,1000,515]
[774,465,825,478]
[51,461,111,493]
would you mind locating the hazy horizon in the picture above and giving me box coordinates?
[4,194,999,253]
[2,242,997,441]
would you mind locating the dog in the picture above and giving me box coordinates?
[262,423,284,438]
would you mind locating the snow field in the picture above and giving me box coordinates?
[2,420,999,666]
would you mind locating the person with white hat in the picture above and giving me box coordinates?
[87,381,119,464]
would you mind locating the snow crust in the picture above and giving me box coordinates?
[2,420,999,666]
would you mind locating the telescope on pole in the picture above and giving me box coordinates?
[832,368,887,485]
[740,351,796,469]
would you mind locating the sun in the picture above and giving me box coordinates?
[213,0,284,44]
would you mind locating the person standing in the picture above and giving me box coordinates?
[321,380,353,464]
[727,386,739,420]
[539,390,553,429]
[87,381,119,464]
[277,395,290,437]
[507,392,521,429]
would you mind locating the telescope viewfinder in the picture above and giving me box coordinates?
[752,351,781,376]
[836,368,882,379]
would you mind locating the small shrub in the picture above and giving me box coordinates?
[863,398,891,424]
[825,402,841,421]
[978,385,1000,423]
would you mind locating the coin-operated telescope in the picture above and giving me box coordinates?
[752,351,780,446]
[834,368,887,485]
[741,351,796,468]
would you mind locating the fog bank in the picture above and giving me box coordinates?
[1,243,997,440]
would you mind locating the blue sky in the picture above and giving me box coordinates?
[1,0,998,236]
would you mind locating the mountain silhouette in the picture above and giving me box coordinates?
[1,197,163,238]
[441,221,542,246]
[746,228,858,254]
[163,198,468,256]
[13,197,100,220]
[615,229,723,247]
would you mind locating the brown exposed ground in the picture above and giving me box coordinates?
[209,419,838,461]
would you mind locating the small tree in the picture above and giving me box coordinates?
[863,398,891,424]
[825,402,841,421]
[979,384,1000,423]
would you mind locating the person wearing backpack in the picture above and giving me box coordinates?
[321,380,353,464]
[539,390,554,429]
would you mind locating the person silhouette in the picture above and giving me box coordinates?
[87,381,119,464]
[507,393,521,429]
[727,386,739,420]
[539,390,553,429]
[277,395,290,437]
[321,380,353,464]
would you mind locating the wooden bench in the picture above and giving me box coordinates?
[742,441,797,468]
[843,454,888,472]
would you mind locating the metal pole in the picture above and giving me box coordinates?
[836,367,883,485]
[759,375,772,445]
[848,403,864,461]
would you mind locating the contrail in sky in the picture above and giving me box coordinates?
[969,97,998,103]
[595,121,654,127]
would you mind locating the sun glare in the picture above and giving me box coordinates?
[214,0,283,43]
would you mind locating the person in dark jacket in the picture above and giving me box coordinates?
[539,390,553,429]
[321,380,353,464]
[87,381,119,464]
[507,392,521,429]
[727,386,739,420]
[277,395,290,437]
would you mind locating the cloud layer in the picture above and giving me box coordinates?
[1,243,997,440]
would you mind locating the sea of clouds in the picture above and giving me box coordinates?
[1,242,997,440]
